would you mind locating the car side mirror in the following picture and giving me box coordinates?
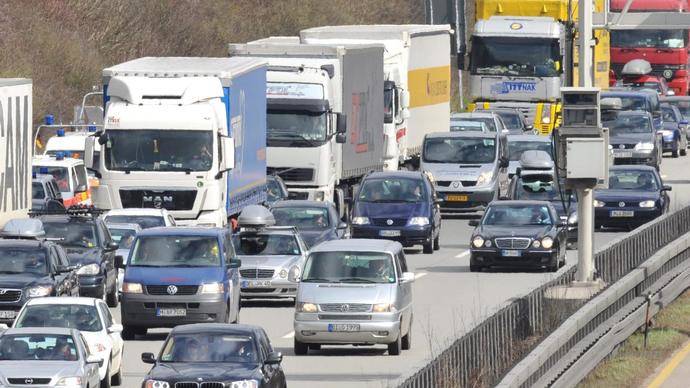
[0,324,8,331]
[335,133,346,144]
[74,184,87,193]
[115,255,125,269]
[265,351,283,365]
[663,185,672,191]
[106,242,119,251]
[141,352,156,364]
[107,324,123,334]
[229,259,242,269]
[337,222,348,230]
[468,220,479,227]
[400,272,415,283]
[86,354,103,367]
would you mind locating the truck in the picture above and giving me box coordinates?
[299,25,452,171]
[469,0,611,134]
[0,79,32,227]
[609,0,690,95]
[228,39,384,216]
[86,57,267,227]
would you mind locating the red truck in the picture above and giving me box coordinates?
[609,0,690,95]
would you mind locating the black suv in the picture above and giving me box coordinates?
[0,219,79,324]
[33,207,119,306]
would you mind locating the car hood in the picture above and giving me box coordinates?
[353,201,427,219]
[594,189,659,202]
[0,360,81,377]
[298,229,338,248]
[0,273,52,289]
[609,133,654,145]
[124,266,224,285]
[237,255,303,269]
[422,162,494,182]
[475,225,553,239]
[64,247,101,266]
[149,362,260,381]
[298,283,394,304]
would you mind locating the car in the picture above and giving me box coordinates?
[32,173,64,210]
[661,96,690,136]
[350,171,442,254]
[233,205,309,299]
[602,89,662,130]
[451,111,507,133]
[13,297,125,387]
[104,222,141,296]
[271,200,348,248]
[141,323,286,388]
[594,165,671,230]
[450,120,490,132]
[102,208,176,229]
[506,134,553,178]
[294,239,414,356]
[420,131,508,213]
[481,108,532,134]
[603,110,662,170]
[266,174,290,205]
[0,219,80,324]
[660,103,688,157]
[32,154,92,207]
[468,200,567,272]
[118,226,242,339]
[0,327,102,388]
[35,207,120,307]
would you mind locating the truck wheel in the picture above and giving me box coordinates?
[294,339,309,355]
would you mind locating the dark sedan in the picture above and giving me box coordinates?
[604,110,662,169]
[594,166,670,230]
[142,323,286,388]
[660,103,688,157]
[271,200,347,248]
[469,201,567,272]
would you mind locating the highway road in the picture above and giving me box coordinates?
[115,155,690,388]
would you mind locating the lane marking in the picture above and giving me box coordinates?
[647,340,690,388]
[455,250,470,259]
[414,272,427,280]
[282,331,295,339]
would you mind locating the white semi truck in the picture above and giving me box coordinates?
[300,25,452,170]
[0,79,32,227]
[86,57,268,227]
[228,39,385,215]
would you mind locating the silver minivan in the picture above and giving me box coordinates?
[293,239,414,356]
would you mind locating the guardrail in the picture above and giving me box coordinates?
[398,206,690,388]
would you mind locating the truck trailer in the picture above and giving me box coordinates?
[87,57,267,227]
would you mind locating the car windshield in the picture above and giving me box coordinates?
[662,107,678,122]
[508,141,552,161]
[32,183,45,200]
[104,215,165,229]
[611,29,687,49]
[483,204,553,226]
[302,251,396,284]
[358,178,426,203]
[129,236,221,267]
[108,228,137,250]
[470,36,561,77]
[42,222,97,249]
[604,114,652,135]
[272,207,330,230]
[16,304,102,332]
[495,112,524,130]
[160,334,257,363]
[0,334,78,361]
[0,248,47,275]
[608,170,659,191]
[266,178,286,203]
[32,166,69,192]
[450,121,485,132]
[514,177,574,202]
[104,130,213,172]
[423,137,497,164]
[453,117,496,132]
[267,111,328,147]
[233,233,300,256]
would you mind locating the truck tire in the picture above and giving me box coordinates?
[294,339,309,355]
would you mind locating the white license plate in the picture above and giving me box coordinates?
[501,250,522,257]
[380,230,401,237]
[242,280,271,288]
[0,310,16,319]
[610,210,635,217]
[614,151,633,158]
[156,308,186,317]
[328,323,360,332]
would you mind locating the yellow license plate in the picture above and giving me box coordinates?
[446,195,468,202]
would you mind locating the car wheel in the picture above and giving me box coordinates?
[469,265,482,272]
[106,279,118,308]
[422,235,433,254]
[111,358,122,386]
[294,338,309,355]
[121,326,145,340]
[308,344,321,350]
[672,142,679,158]
[388,330,402,356]
[401,321,412,350]
[100,362,111,388]
[233,299,240,324]
[433,234,440,251]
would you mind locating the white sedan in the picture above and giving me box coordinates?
[12,297,124,387]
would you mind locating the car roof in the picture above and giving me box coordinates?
[137,226,224,237]
[271,200,332,209]
[602,90,656,98]
[32,156,83,168]
[104,208,168,217]
[610,165,657,172]
[488,200,553,207]
[37,214,96,223]
[171,323,261,336]
[105,222,142,231]
[604,110,652,118]
[451,112,497,119]
[364,170,426,180]
[24,297,99,307]
[310,238,402,254]
[4,327,77,336]
[507,134,550,142]
[426,131,498,139]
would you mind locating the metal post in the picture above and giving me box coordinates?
[576,186,595,282]
[578,0,593,88]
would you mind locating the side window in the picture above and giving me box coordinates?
[225,232,236,262]
[48,247,59,273]
[98,302,113,327]
[258,331,271,360]
[74,165,88,188]
[55,247,70,268]
[79,334,91,357]
[397,251,409,274]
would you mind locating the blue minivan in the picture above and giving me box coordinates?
[118,227,241,339]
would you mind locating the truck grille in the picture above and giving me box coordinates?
[495,238,531,249]
[240,268,275,279]
[371,218,408,227]
[320,303,372,313]
[267,167,314,182]
[7,378,52,385]
[0,289,21,303]
[119,189,197,211]
[146,285,198,295]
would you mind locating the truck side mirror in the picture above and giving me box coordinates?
[222,136,235,170]
[400,90,410,109]
[336,133,346,144]
[336,113,347,134]
[84,137,95,169]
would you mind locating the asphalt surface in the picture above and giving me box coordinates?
[114,155,690,388]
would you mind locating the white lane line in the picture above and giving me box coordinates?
[414,272,428,280]
[282,331,295,339]
[455,250,470,259]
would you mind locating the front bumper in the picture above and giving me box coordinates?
[611,150,656,166]
[351,225,432,247]
[436,186,497,213]
[595,207,663,227]
[78,274,106,298]
[121,292,227,328]
[240,277,298,298]
[662,138,678,152]
[294,312,401,344]
[470,248,558,269]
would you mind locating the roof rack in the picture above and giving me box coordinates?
[29,205,106,218]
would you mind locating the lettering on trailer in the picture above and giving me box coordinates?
[490,81,538,95]
[0,94,30,212]
[408,65,451,108]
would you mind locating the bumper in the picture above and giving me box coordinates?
[662,138,678,152]
[612,154,656,167]
[595,207,663,227]
[351,225,432,247]
[0,303,25,324]
[240,278,298,298]
[436,186,497,213]
[470,248,558,269]
[121,293,227,328]
[294,313,401,344]
[78,274,106,298]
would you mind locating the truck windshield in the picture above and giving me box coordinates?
[423,138,496,164]
[267,111,327,147]
[611,30,687,48]
[302,251,396,284]
[0,248,47,275]
[104,130,213,172]
[129,236,221,267]
[470,37,561,77]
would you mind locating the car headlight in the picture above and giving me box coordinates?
[484,240,492,247]
[372,303,396,313]
[314,191,325,201]
[200,282,224,294]
[476,171,494,186]
[279,269,288,278]
[639,200,656,208]
[472,236,485,248]
[541,237,554,249]
[408,217,429,226]
[56,377,82,387]
[296,302,317,313]
[76,263,100,275]
[532,240,541,248]
[351,216,370,225]
[144,380,170,388]
[594,200,605,208]
[288,265,300,282]
[27,285,53,298]
[122,282,143,294]
[229,380,259,388]
[634,142,654,151]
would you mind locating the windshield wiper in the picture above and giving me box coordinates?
[272,132,319,147]
[301,278,334,283]
[338,277,377,283]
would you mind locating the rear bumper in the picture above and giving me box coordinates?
[121,293,227,328]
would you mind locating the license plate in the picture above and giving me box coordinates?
[610,210,634,217]
[0,310,16,319]
[380,230,401,237]
[614,151,633,158]
[242,280,271,288]
[156,308,186,317]
[446,194,469,202]
[501,250,522,257]
[328,323,360,332]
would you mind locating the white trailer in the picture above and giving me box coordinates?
[300,25,452,170]
[0,79,32,227]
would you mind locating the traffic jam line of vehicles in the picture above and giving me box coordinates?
[1,9,690,386]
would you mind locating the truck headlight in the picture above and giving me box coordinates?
[296,302,317,313]
[639,200,656,208]
[200,282,224,294]
[635,142,654,152]
[594,200,605,208]
[541,105,552,124]
[56,377,82,387]
[541,237,554,249]
[122,282,143,294]
[144,380,170,388]
[351,217,370,225]
[77,263,100,275]
[27,285,53,298]
[663,69,674,79]
[314,191,325,201]
[476,171,494,186]
[472,236,485,248]
[408,217,429,226]
[229,380,259,388]
[372,303,396,313]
